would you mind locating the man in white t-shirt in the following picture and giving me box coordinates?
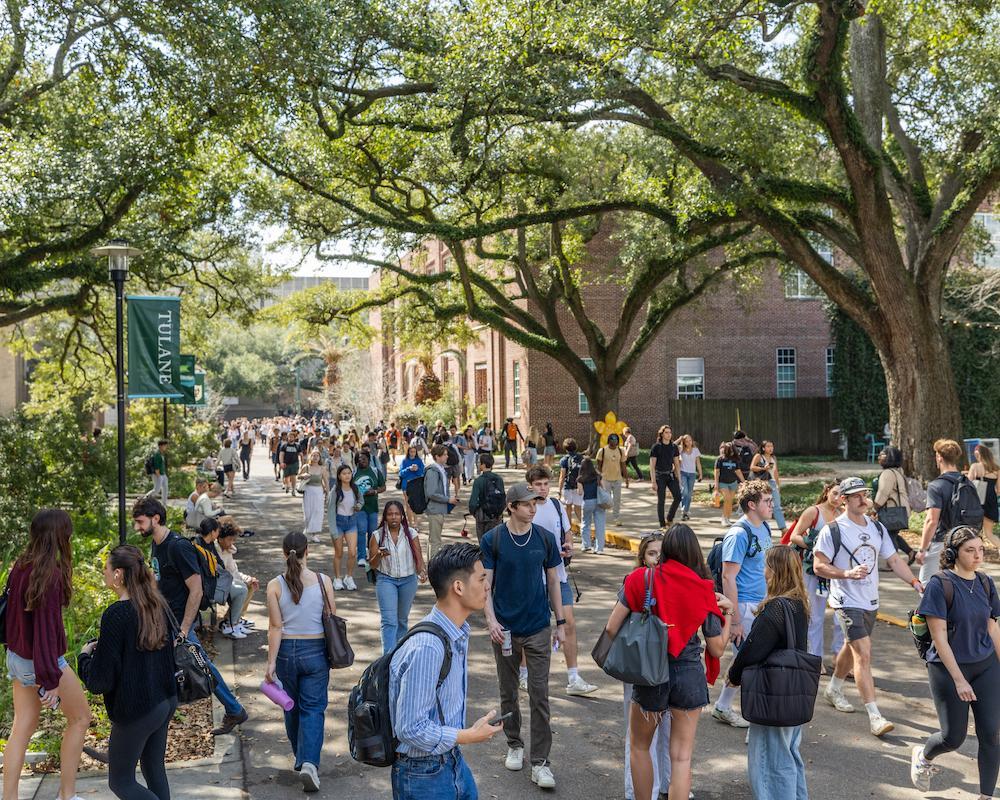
[813,476,923,737]
[527,465,598,697]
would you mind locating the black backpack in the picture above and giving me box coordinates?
[405,475,428,514]
[446,444,460,467]
[708,520,771,593]
[490,523,556,572]
[479,473,506,519]
[909,571,994,660]
[941,474,985,530]
[348,622,451,767]
[735,443,755,479]
[144,453,156,476]
[564,453,583,489]
[825,519,888,567]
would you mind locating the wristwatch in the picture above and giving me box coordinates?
[556,618,566,626]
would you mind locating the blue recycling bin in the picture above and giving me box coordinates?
[964,438,981,464]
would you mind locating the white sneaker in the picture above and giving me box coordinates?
[300,761,320,792]
[357,557,366,567]
[504,747,524,771]
[220,621,246,639]
[343,575,357,591]
[235,622,255,636]
[824,686,855,713]
[333,577,345,591]
[869,715,894,737]
[518,674,528,691]
[910,745,937,791]
[566,676,599,696]
[310,534,321,543]
[531,763,556,789]
[710,706,749,728]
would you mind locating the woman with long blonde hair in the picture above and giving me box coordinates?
[728,546,810,799]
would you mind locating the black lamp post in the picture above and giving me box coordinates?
[92,240,140,544]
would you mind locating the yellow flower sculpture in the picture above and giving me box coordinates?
[594,411,629,448]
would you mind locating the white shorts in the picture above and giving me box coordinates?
[563,489,583,507]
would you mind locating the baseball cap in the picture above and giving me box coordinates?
[506,482,544,505]
[838,476,868,496]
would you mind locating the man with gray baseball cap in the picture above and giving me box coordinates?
[813,476,923,737]
[481,482,567,790]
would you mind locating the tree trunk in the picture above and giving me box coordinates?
[586,381,621,455]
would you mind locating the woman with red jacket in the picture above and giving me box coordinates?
[604,524,732,800]
[2,509,91,800]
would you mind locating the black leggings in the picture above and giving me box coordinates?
[926,654,1000,797]
[240,448,252,479]
[655,473,681,527]
[890,529,914,556]
[625,455,643,480]
[108,696,177,800]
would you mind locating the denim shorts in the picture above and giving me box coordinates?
[631,662,709,712]
[333,513,357,538]
[6,650,69,688]
[718,481,738,492]
[549,580,574,611]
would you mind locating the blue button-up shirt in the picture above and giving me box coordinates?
[388,606,469,757]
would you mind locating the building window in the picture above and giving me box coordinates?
[474,363,487,407]
[784,269,823,300]
[512,361,521,417]
[579,357,595,414]
[776,348,797,398]
[676,357,705,399]
[826,347,835,397]
[974,212,1000,268]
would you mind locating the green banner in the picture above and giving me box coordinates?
[179,354,196,385]
[127,296,183,399]
[192,371,206,406]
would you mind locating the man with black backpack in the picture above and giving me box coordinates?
[469,453,506,541]
[732,430,758,484]
[917,438,985,583]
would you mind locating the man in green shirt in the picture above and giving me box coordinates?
[353,450,386,566]
[152,439,169,503]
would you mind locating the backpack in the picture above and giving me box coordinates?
[908,572,994,660]
[490,523,557,571]
[347,622,451,767]
[405,475,428,514]
[479,472,506,519]
[144,453,156,476]
[941,474,983,530]
[906,476,927,512]
[189,537,234,609]
[826,519,888,567]
[550,497,571,568]
[564,453,583,489]
[735,443,755,479]
[446,444,460,467]
[707,520,771,594]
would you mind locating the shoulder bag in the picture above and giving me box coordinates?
[596,483,613,510]
[317,575,354,669]
[739,599,821,726]
[592,567,670,687]
[166,609,217,705]
[876,470,909,532]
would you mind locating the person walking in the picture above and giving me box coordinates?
[750,441,787,534]
[2,509,91,800]
[265,532,335,793]
[399,444,426,524]
[271,430,283,481]
[968,443,1000,545]
[873,446,915,563]
[132,496,248,736]
[424,444,456,559]
[368,500,428,653]
[388,543,505,799]
[218,436,238,498]
[329,464,362,591]
[727,546,810,800]
[353,451,386,568]
[462,425,478,484]
[469,452,506,541]
[299,450,329,544]
[623,427,642,481]
[239,430,253,480]
[279,431,302,496]
[78,545,177,800]
[604,524,730,800]
[482,483,567,790]
[502,417,523,468]
[713,442,745,526]
[910,526,1000,797]
[578,456,607,554]
[813,477,923,736]
[557,438,584,531]
[677,435,703,522]
[150,439,169,504]
[542,423,558,469]
[650,425,682,528]
[788,483,846,661]
[597,433,628,525]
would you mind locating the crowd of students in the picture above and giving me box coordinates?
[4,414,999,800]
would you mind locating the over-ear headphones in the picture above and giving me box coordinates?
[944,526,971,565]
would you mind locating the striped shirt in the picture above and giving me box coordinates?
[388,607,469,757]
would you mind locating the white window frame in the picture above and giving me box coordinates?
[825,347,835,397]
[512,361,521,417]
[776,347,797,398]
[579,357,595,414]
[974,212,1000,268]
[784,269,824,300]
[676,357,705,399]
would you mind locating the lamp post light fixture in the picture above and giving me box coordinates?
[92,239,141,544]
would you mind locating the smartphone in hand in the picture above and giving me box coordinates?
[488,711,513,726]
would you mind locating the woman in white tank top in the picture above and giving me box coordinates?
[265,532,335,792]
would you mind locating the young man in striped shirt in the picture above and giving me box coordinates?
[389,543,503,799]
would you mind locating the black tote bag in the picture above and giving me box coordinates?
[740,599,821,727]
[318,574,355,669]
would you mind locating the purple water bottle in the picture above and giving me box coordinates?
[260,679,294,711]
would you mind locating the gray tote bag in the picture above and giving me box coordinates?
[593,567,670,687]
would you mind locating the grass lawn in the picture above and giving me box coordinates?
[632,449,839,478]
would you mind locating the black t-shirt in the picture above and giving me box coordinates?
[650,442,679,475]
[280,442,300,466]
[150,531,201,622]
[716,457,740,484]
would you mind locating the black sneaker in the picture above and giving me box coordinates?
[212,708,248,736]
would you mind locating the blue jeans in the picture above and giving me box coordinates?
[680,471,698,514]
[354,510,378,561]
[375,573,419,654]
[275,639,330,769]
[391,748,477,800]
[582,498,606,551]
[769,480,787,529]
[186,627,243,716]
[747,724,807,800]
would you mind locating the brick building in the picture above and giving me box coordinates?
[370,218,839,449]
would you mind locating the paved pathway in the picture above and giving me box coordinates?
[28,450,992,799]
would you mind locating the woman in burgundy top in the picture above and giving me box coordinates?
[2,509,91,800]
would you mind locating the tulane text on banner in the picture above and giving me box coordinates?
[127,296,183,399]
